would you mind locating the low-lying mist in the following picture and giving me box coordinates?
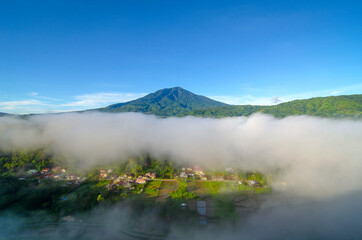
[1,112,362,239]
[1,112,361,197]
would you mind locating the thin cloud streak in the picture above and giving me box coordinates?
[62,92,147,108]
[0,92,147,114]
[209,83,362,105]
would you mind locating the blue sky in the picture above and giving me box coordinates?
[1,0,361,114]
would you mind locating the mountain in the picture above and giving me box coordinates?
[191,94,362,118]
[96,87,362,118]
[98,87,228,116]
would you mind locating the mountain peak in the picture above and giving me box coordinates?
[99,87,227,116]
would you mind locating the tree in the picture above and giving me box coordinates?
[97,194,104,202]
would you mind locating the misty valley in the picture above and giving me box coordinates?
[0,150,272,239]
[0,113,361,239]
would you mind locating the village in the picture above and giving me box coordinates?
[21,165,264,191]
[3,160,271,229]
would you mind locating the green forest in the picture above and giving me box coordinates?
[190,94,362,118]
[97,88,362,118]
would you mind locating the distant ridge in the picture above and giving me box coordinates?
[95,87,362,118]
[98,87,227,116]
[191,94,362,118]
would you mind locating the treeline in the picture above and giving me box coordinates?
[0,150,57,177]
[97,94,362,118]
[87,155,178,180]
[190,94,362,118]
[0,150,178,179]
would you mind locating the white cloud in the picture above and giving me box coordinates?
[209,83,362,106]
[63,92,147,108]
[0,99,43,106]
[0,92,148,114]
[271,96,282,104]
[209,95,280,105]
[0,99,44,110]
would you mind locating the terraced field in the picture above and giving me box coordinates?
[156,181,178,202]
[184,181,270,221]
[142,180,163,200]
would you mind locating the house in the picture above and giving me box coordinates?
[145,172,156,179]
[212,176,224,181]
[27,169,39,176]
[52,166,66,173]
[52,175,60,179]
[194,167,204,175]
[225,167,234,173]
[135,178,147,184]
[200,175,207,180]
[229,175,238,181]
[180,171,188,178]
[40,168,50,175]
[41,173,54,179]
[99,169,108,178]
[248,180,259,186]
[123,173,133,179]
[123,182,131,188]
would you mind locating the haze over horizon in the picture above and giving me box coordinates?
[1,1,362,114]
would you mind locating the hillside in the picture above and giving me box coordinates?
[98,87,228,116]
[191,94,362,118]
[95,87,362,118]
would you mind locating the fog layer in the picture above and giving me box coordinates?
[0,112,361,197]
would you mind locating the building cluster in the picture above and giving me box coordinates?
[22,166,262,190]
[99,169,157,190]
[25,167,86,185]
[180,167,207,180]
[211,175,225,181]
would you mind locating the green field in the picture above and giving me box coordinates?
[142,180,162,198]
[156,181,178,202]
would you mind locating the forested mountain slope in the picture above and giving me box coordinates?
[97,87,227,116]
[190,94,362,118]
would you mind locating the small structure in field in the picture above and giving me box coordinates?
[248,180,259,186]
[27,169,39,176]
